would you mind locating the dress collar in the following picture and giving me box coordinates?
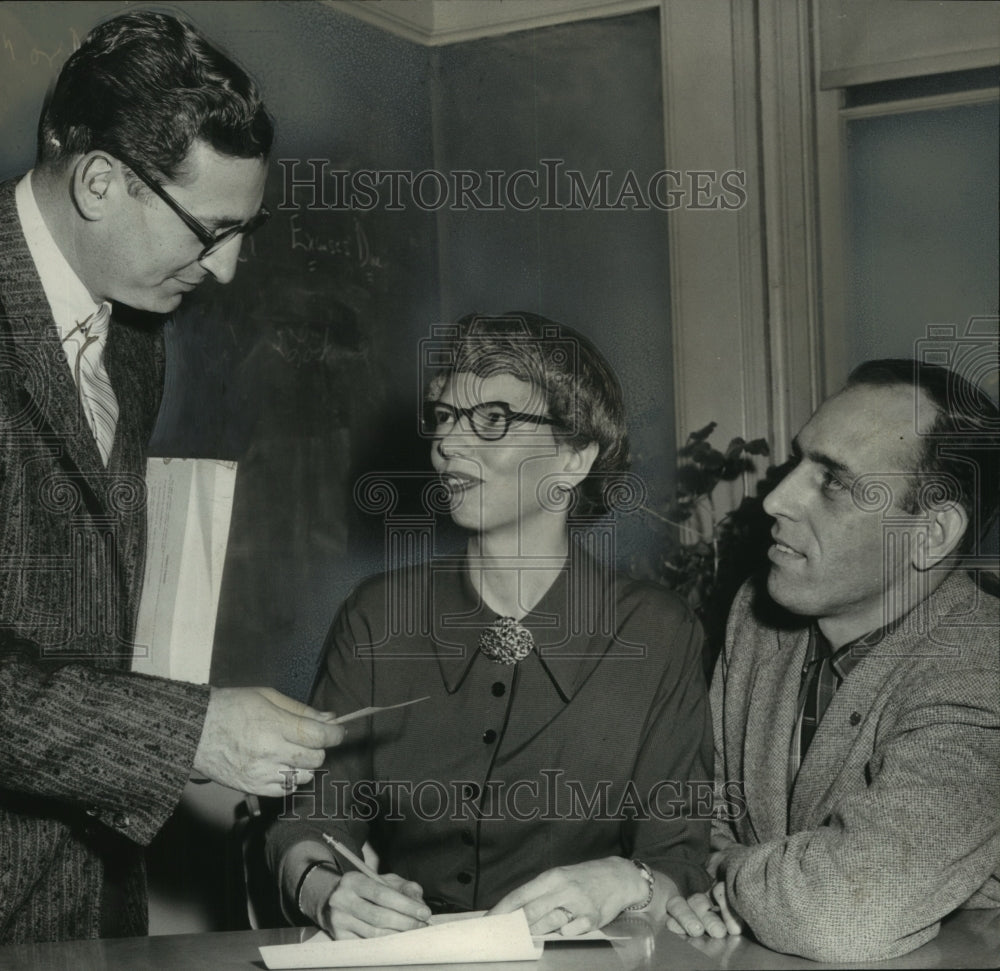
[434,547,618,702]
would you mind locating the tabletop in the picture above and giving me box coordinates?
[0,909,996,970]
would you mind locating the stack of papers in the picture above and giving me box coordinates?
[259,909,616,968]
[132,458,236,683]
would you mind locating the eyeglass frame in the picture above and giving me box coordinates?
[422,399,560,442]
[113,150,270,261]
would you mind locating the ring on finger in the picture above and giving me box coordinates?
[554,906,574,924]
[280,768,298,791]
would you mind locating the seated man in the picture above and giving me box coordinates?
[672,358,1000,961]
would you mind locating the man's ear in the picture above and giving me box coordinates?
[560,441,599,480]
[72,153,115,221]
[917,501,968,569]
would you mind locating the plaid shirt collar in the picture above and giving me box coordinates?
[815,611,906,681]
[788,617,899,791]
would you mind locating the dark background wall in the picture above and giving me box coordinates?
[430,7,674,573]
[0,0,675,703]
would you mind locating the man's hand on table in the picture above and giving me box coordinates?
[665,880,743,939]
[664,848,745,938]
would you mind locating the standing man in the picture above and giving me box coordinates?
[666,359,1000,960]
[0,12,344,943]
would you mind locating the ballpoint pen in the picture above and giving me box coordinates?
[322,834,383,882]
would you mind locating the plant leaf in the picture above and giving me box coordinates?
[702,448,725,472]
[688,421,717,443]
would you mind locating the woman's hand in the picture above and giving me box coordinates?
[302,869,431,940]
[485,857,647,936]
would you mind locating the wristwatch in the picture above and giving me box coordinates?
[624,859,655,911]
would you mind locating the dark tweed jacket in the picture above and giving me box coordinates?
[0,177,211,943]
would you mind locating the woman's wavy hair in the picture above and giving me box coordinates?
[426,312,630,517]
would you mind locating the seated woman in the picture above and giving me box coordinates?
[266,312,713,939]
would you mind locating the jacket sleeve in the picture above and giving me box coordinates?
[0,643,210,845]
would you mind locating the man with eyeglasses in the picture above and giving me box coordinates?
[0,11,345,943]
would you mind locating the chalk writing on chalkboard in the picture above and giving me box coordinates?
[0,26,80,68]
[288,213,385,277]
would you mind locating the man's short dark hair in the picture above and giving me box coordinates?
[846,358,1000,554]
[427,312,630,517]
[37,11,273,183]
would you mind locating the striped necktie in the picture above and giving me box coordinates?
[70,303,119,465]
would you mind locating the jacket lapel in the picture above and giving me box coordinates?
[787,652,894,828]
[0,180,108,484]
[0,179,163,664]
[742,623,809,841]
[787,572,975,829]
[104,311,158,475]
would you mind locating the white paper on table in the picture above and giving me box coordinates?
[258,911,542,969]
[430,911,623,942]
[132,458,237,683]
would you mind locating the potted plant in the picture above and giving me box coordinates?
[640,422,779,674]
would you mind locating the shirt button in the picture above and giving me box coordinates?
[849,711,861,726]
[482,729,497,744]
[85,808,99,817]
[114,812,131,828]
[491,682,505,697]
[461,830,474,846]
[457,871,472,885]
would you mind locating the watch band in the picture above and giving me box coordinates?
[624,858,655,911]
[295,859,341,918]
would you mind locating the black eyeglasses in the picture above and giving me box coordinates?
[422,400,559,442]
[115,151,270,261]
